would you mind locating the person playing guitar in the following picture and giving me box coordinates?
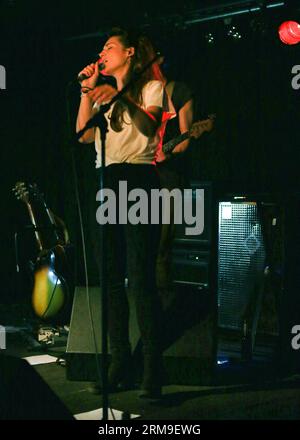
[155,79,214,294]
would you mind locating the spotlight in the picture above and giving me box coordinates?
[278,21,300,45]
[205,32,215,44]
[227,25,242,39]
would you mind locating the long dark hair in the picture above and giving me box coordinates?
[108,27,163,132]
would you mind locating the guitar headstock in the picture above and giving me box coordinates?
[208,113,216,122]
[13,182,30,204]
[13,182,44,205]
[190,114,216,139]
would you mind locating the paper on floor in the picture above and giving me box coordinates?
[75,408,140,420]
[23,354,58,365]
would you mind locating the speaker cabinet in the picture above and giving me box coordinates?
[217,201,266,331]
[170,182,284,370]
[171,182,300,375]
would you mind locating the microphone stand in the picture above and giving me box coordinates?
[75,52,161,421]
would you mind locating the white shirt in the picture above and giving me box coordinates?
[94,80,165,168]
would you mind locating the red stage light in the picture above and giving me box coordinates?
[279,21,300,45]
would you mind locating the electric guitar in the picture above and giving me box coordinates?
[162,115,215,155]
[13,182,72,321]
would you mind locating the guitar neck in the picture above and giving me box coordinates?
[162,131,190,154]
[14,183,62,251]
[42,200,60,242]
[25,202,43,251]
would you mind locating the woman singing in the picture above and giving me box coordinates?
[76,27,164,399]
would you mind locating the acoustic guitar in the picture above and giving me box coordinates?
[13,182,72,321]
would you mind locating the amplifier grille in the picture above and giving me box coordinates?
[218,202,266,330]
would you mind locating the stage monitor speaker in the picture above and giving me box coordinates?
[0,355,74,420]
[66,285,217,386]
[66,286,140,382]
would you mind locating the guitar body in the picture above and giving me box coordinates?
[32,246,69,320]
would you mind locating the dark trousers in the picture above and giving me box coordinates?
[95,163,162,356]
[156,162,184,290]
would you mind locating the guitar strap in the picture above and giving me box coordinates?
[162,80,176,124]
[155,81,177,163]
[166,80,175,100]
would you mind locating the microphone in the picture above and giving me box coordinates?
[77,59,106,82]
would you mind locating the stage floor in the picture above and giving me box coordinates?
[0,304,299,420]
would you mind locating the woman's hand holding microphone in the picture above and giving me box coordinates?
[78,61,100,90]
[78,61,118,105]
